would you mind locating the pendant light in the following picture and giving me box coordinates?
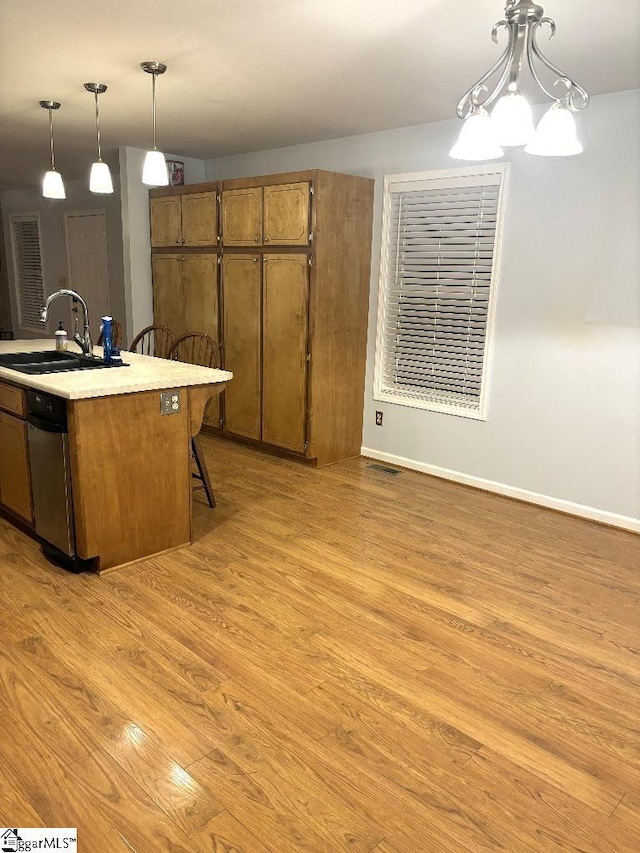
[40,101,66,199]
[451,0,589,160]
[141,61,169,186]
[84,83,114,194]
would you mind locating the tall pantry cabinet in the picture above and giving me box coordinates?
[149,170,374,466]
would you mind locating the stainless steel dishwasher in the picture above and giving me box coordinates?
[26,389,84,571]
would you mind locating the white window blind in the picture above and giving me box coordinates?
[374,165,507,420]
[10,214,46,332]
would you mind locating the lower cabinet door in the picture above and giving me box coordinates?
[222,255,262,440]
[0,410,33,522]
[182,254,221,428]
[152,255,184,334]
[262,254,308,453]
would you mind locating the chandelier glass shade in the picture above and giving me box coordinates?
[141,61,169,186]
[450,0,589,160]
[40,101,66,199]
[85,83,114,194]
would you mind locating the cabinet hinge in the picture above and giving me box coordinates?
[304,439,309,452]
[308,255,312,267]
[309,184,314,196]
[308,231,313,243]
[219,417,223,428]
[217,192,222,203]
[306,352,311,362]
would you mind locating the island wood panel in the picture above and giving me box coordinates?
[262,254,308,453]
[307,171,374,465]
[221,255,261,440]
[263,182,310,246]
[221,187,262,246]
[181,192,217,246]
[0,410,33,523]
[67,390,191,570]
[150,196,182,247]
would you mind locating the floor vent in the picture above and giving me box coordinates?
[367,463,401,476]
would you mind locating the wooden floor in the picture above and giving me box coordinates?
[1,436,639,852]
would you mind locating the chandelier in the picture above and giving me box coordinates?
[450,0,589,160]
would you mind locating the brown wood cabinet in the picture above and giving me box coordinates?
[0,381,32,523]
[150,191,217,247]
[150,170,374,465]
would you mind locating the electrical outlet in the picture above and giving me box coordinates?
[375,411,383,426]
[160,390,181,415]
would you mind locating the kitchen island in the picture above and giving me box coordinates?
[0,339,232,572]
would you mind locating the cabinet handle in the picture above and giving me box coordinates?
[264,235,270,242]
[175,239,181,244]
[253,234,260,242]
[253,257,258,263]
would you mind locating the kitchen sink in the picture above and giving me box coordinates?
[0,351,125,374]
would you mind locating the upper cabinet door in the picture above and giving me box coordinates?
[181,192,218,246]
[263,182,310,246]
[150,197,182,247]
[221,188,263,246]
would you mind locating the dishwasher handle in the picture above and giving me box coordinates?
[27,413,68,434]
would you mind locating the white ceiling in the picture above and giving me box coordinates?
[1,0,639,191]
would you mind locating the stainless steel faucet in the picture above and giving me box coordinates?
[40,288,94,358]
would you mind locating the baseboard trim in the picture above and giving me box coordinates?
[361,447,640,534]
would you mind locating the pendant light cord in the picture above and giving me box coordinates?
[151,72,157,151]
[49,108,56,170]
[94,91,103,161]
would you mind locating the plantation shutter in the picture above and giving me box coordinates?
[375,167,506,419]
[11,214,45,332]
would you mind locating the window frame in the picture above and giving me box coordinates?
[9,212,46,334]
[373,163,509,421]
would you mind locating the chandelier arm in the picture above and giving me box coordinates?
[456,35,515,118]
[530,19,590,110]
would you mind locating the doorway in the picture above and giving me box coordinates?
[64,210,110,341]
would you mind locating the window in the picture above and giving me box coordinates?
[10,213,46,333]
[374,164,508,420]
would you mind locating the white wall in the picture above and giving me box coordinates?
[205,90,640,529]
[1,177,126,340]
[119,147,206,342]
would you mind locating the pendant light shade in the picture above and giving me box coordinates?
[42,169,66,199]
[491,93,535,147]
[141,61,169,186]
[142,150,169,185]
[39,101,66,199]
[90,160,115,193]
[449,106,504,161]
[84,83,114,194]
[525,102,583,156]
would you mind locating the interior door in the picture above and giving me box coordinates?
[150,196,182,247]
[151,255,184,336]
[222,255,261,440]
[263,182,310,246]
[65,210,111,341]
[221,187,263,246]
[181,192,217,246]
[182,254,221,427]
[262,254,308,452]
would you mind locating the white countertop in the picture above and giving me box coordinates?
[0,340,232,400]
